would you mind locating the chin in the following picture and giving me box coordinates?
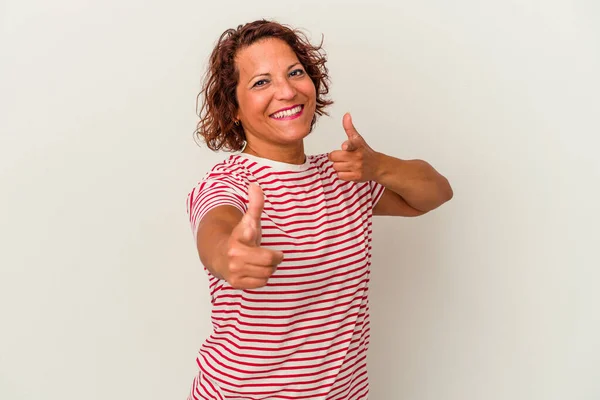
[268,121,310,139]
[286,126,311,140]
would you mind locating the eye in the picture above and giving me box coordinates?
[253,79,269,88]
[289,68,305,77]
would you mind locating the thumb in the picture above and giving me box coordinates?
[235,183,263,245]
[342,113,362,151]
[246,183,264,224]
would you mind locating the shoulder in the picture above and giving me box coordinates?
[186,155,253,234]
[202,154,254,185]
[308,152,375,195]
[308,153,334,171]
[187,155,253,205]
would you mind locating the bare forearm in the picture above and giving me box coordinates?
[197,224,230,280]
[196,206,242,280]
[375,153,453,212]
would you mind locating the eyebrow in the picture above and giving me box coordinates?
[248,62,302,84]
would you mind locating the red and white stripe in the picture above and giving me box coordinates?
[186,153,385,400]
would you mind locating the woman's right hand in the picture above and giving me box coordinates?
[219,183,284,289]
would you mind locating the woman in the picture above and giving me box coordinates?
[187,19,452,400]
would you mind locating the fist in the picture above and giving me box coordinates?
[328,113,382,182]
[223,183,284,290]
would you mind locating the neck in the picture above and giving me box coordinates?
[243,141,306,165]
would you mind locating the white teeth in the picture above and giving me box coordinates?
[272,105,302,119]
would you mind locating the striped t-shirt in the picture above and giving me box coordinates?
[186,152,385,400]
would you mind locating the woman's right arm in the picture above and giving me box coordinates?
[195,184,284,290]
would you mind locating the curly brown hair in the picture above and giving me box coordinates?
[195,20,333,152]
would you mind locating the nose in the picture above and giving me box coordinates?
[274,78,297,101]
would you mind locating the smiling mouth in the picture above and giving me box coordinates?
[270,105,304,120]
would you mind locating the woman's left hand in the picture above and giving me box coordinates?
[328,113,382,182]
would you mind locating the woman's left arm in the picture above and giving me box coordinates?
[328,113,453,217]
[373,155,453,215]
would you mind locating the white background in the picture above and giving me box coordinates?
[1,0,599,399]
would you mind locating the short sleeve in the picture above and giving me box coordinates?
[369,180,386,209]
[186,175,248,241]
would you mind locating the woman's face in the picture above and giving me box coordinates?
[235,38,317,153]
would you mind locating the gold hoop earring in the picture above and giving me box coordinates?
[234,120,240,126]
